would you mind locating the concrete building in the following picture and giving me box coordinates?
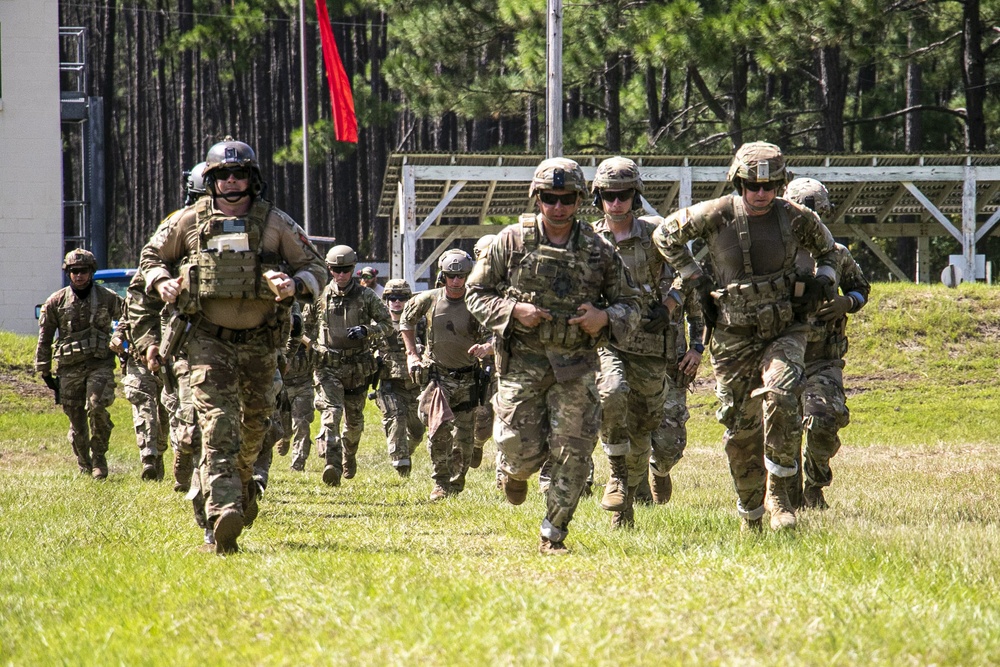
[0,2,63,335]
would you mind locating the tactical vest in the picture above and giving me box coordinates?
[600,217,668,357]
[182,198,281,310]
[53,288,113,365]
[506,214,606,351]
[423,289,478,368]
[714,199,800,340]
[317,283,367,353]
[380,324,410,380]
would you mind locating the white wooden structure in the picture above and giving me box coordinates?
[378,153,1000,286]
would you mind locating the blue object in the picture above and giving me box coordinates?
[93,268,137,299]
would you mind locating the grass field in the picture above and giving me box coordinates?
[2,282,1000,665]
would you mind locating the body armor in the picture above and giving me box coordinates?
[506,214,605,351]
[52,290,115,365]
[186,198,281,308]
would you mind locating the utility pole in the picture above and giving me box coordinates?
[300,0,311,234]
[546,0,563,158]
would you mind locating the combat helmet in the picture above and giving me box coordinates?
[529,158,587,198]
[325,245,358,268]
[727,141,788,194]
[62,248,97,272]
[438,249,474,275]
[383,279,413,300]
[184,161,208,206]
[473,234,497,260]
[784,177,832,215]
[202,136,264,198]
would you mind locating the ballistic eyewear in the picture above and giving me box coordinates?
[745,181,780,193]
[215,167,250,181]
[538,192,579,206]
[599,189,635,203]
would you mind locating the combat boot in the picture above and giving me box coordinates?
[154,454,165,481]
[276,439,290,457]
[767,474,798,531]
[322,464,342,487]
[634,473,653,505]
[429,484,449,501]
[76,450,93,475]
[213,510,243,555]
[611,485,636,530]
[173,450,194,492]
[396,464,411,478]
[538,537,569,555]
[243,480,260,529]
[500,474,528,506]
[141,455,158,481]
[802,484,829,510]
[450,470,467,495]
[343,451,357,479]
[470,446,484,469]
[651,472,672,505]
[600,455,629,512]
[740,517,764,533]
[91,453,108,480]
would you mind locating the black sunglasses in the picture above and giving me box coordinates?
[386,295,407,302]
[215,167,250,181]
[745,181,779,193]
[329,266,354,274]
[600,189,635,203]
[68,267,91,276]
[538,192,579,206]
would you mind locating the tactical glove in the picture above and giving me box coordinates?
[290,313,303,339]
[42,374,59,392]
[792,275,835,316]
[409,363,427,386]
[346,325,369,340]
[642,302,672,333]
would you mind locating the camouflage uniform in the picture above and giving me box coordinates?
[798,243,870,502]
[113,271,170,479]
[374,318,425,473]
[309,278,391,485]
[401,285,488,495]
[285,302,316,471]
[467,207,641,547]
[35,262,123,477]
[140,192,326,531]
[654,186,837,527]
[650,270,705,479]
[592,214,679,524]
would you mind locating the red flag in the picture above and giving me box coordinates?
[315,0,358,143]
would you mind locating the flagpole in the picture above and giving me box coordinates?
[299,0,311,235]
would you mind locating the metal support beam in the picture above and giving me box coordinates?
[846,222,911,282]
[902,182,963,242]
[415,227,463,280]
[963,166,977,282]
[400,165,417,285]
[415,181,467,238]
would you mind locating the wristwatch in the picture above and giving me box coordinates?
[691,343,705,354]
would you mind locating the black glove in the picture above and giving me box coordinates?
[346,325,369,340]
[290,313,303,339]
[792,275,835,316]
[42,374,58,392]
[690,274,718,328]
[643,302,672,333]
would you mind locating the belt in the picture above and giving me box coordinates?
[196,318,270,344]
[442,363,477,375]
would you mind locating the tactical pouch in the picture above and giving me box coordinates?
[824,332,848,360]
[197,249,261,300]
[176,263,201,315]
[755,302,793,340]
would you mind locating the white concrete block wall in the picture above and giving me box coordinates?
[0,1,64,335]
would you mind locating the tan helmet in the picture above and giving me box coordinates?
[784,177,832,215]
[727,141,787,192]
[62,248,97,272]
[592,157,644,194]
[203,136,264,197]
[473,234,497,260]
[325,245,358,267]
[529,157,587,197]
[383,279,413,300]
[438,249,474,275]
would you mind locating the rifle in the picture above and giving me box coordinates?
[476,361,493,406]
[157,308,192,396]
[42,374,61,405]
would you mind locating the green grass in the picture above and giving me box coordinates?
[2,282,1000,665]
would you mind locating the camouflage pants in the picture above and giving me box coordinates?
[493,356,601,543]
[187,328,278,523]
[650,368,690,476]
[801,358,849,488]
[474,375,497,447]
[122,357,169,460]
[712,326,806,516]
[284,374,315,467]
[58,360,116,460]
[375,379,424,468]
[313,363,368,473]
[597,347,670,483]
[420,370,476,487]
[161,356,202,458]
[252,369,285,489]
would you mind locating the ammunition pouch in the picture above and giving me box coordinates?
[716,273,796,341]
[314,346,374,373]
[54,329,111,365]
[528,312,596,350]
[612,326,667,357]
[196,249,276,302]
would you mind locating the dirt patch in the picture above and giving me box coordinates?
[0,365,50,400]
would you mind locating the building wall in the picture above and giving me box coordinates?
[0,1,63,335]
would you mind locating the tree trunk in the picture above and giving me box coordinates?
[962,0,987,151]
